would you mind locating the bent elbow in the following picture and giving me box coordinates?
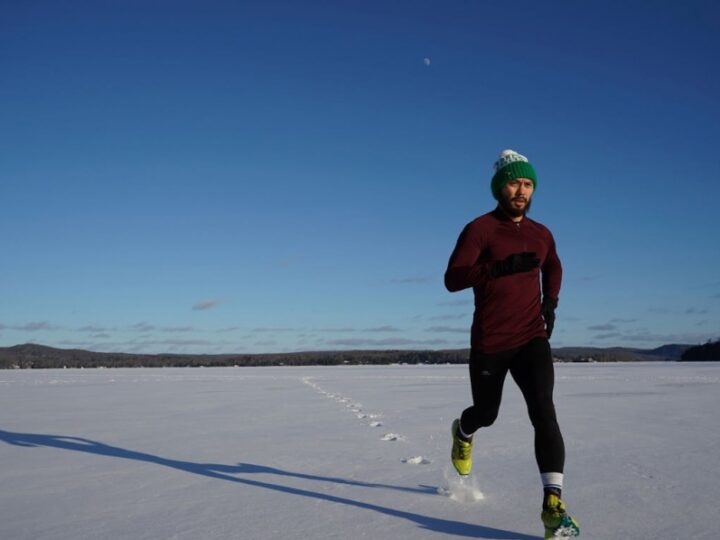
[444,274,461,293]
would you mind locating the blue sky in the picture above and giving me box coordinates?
[2,1,719,354]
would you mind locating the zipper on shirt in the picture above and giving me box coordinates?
[515,220,527,251]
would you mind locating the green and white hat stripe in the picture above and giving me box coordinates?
[494,150,529,171]
[490,149,537,200]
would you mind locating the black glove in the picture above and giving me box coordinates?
[490,252,540,278]
[542,297,558,338]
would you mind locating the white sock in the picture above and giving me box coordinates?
[541,472,563,493]
[457,422,473,440]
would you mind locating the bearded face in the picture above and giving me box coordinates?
[498,178,534,218]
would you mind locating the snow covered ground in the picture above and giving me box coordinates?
[1,362,718,540]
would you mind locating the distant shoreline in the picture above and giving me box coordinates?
[1,342,710,369]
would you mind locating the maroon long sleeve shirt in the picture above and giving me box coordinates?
[444,208,562,353]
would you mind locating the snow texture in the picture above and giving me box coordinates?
[1,362,719,539]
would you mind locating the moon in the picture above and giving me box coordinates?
[423,57,431,66]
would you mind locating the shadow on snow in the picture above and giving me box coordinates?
[0,429,539,540]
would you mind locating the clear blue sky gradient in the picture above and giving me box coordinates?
[2,1,719,354]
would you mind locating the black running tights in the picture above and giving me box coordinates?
[459,337,565,473]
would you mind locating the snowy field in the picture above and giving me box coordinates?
[1,362,718,540]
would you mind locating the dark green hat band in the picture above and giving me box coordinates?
[491,160,537,200]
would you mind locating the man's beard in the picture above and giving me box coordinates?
[498,192,532,218]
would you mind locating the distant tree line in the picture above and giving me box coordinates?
[0,342,699,369]
[680,339,720,361]
[0,344,471,369]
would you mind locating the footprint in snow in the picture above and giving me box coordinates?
[402,456,431,465]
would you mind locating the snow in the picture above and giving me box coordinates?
[1,362,718,539]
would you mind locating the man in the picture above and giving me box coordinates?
[444,149,579,538]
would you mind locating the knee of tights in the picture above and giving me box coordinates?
[529,414,560,431]
[527,403,557,426]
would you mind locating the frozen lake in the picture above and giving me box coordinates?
[1,362,718,539]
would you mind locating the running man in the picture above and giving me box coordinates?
[444,149,579,538]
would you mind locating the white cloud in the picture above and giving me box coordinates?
[130,322,156,333]
[364,326,401,333]
[425,326,467,334]
[588,324,617,331]
[78,325,113,333]
[12,321,58,331]
[192,300,220,311]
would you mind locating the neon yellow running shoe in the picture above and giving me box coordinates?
[541,493,580,539]
[450,418,472,476]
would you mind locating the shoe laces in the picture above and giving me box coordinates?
[542,494,567,518]
[453,438,472,459]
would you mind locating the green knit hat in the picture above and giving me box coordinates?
[490,149,537,200]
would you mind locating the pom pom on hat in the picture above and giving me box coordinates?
[490,149,537,200]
